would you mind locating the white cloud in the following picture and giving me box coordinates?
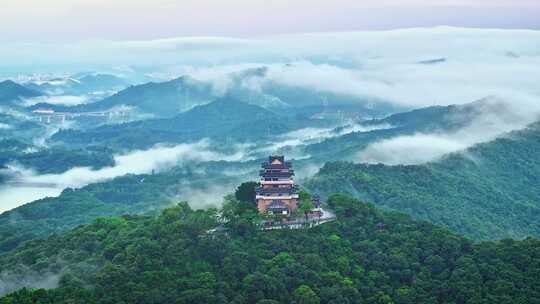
[0,186,64,215]
[0,140,247,213]
[21,95,90,106]
[176,184,237,210]
[0,266,63,296]
[258,58,540,109]
[257,123,393,157]
[356,98,540,165]
[357,134,468,165]
[21,140,245,187]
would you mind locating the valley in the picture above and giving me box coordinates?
[1,26,540,303]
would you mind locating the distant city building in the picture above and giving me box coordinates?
[256,155,299,215]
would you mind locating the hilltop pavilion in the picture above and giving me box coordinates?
[255,155,299,215]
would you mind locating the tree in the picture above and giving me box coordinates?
[235,181,259,204]
[298,190,312,203]
[297,200,314,222]
[256,300,279,304]
[221,195,260,236]
[3,193,540,304]
[293,285,320,304]
[297,190,314,221]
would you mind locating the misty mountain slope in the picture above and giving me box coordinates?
[2,194,540,303]
[72,73,130,93]
[0,113,45,143]
[0,144,115,175]
[303,99,516,161]
[50,98,331,150]
[0,160,256,253]
[43,76,215,117]
[363,101,489,130]
[34,66,403,120]
[0,80,42,104]
[25,73,130,96]
[305,122,540,240]
[224,66,403,117]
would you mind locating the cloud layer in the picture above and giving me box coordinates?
[356,98,540,165]
[0,140,246,212]
[21,95,91,106]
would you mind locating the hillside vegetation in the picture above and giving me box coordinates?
[1,194,539,303]
[306,122,540,240]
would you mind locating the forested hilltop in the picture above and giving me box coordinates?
[306,122,540,240]
[1,194,540,303]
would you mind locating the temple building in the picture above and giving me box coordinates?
[256,155,299,215]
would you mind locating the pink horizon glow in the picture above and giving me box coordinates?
[3,0,540,42]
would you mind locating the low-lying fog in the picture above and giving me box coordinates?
[0,119,384,212]
[0,140,246,213]
[356,98,540,165]
[2,27,539,214]
[0,186,63,214]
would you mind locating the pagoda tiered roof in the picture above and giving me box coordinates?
[255,185,298,195]
[261,162,292,169]
[259,170,295,178]
[267,200,288,212]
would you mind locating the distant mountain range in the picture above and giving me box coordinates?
[36,76,214,117]
[25,73,130,96]
[50,97,332,150]
[29,66,401,120]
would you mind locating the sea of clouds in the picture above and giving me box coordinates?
[1,27,539,207]
[4,27,539,112]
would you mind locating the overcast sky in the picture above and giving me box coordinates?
[3,0,540,42]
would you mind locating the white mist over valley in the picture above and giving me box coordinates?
[1,27,539,214]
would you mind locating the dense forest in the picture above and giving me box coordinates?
[306,122,540,240]
[1,193,540,303]
[0,140,115,174]
[2,23,540,304]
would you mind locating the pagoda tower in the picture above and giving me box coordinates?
[255,155,299,215]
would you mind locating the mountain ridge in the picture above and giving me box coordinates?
[0,80,42,104]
